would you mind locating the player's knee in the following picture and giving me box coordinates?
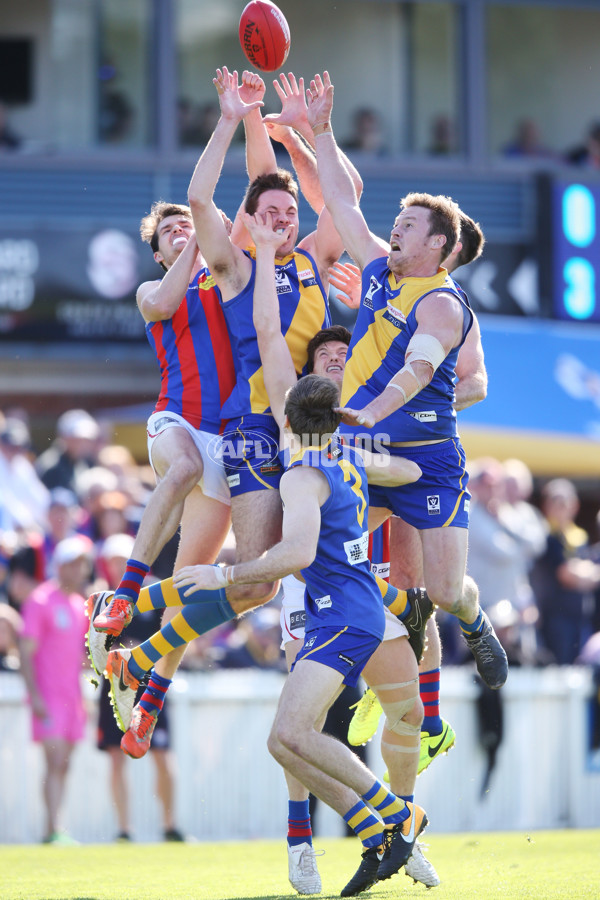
[229,580,278,611]
[166,454,203,492]
[377,679,422,732]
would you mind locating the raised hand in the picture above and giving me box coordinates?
[239,69,266,106]
[241,210,292,251]
[213,66,264,121]
[306,71,334,130]
[328,261,362,309]
[263,72,308,130]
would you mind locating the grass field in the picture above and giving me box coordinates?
[1,830,599,900]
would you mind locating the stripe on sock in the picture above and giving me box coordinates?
[343,801,383,849]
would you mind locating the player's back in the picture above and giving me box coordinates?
[287,439,384,641]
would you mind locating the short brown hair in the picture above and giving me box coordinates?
[400,192,461,263]
[307,325,352,373]
[456,212,485,269]
[140,201,192,253]
[284,375,341,441]
[244,170,299,215]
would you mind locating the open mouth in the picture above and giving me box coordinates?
[173,236,188,247]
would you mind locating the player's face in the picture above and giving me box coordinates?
[254,190,299,258]
[311,340,348,385]
[388,206,440,274]
[155,215,195,268]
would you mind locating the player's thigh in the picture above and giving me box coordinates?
[150,426,203,481]
[362,635,418,687]
[276,659,344,735]
[175,485,231,568]
[420,525,468,605]
[390,515,424,587]
[231,488,283,562]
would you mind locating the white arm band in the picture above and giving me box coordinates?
[405,333,447,372]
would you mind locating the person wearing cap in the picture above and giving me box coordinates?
[35,408,101,494]
[18,535,93,844]
[93,533,184,842]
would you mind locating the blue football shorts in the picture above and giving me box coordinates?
[368,437,471,530]
[291,626,381,688]
[221,414,283,497]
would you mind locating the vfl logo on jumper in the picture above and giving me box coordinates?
[363,275,381,309]
[297,268,317,288]
[344,531,369,565]
[275,270,293,294]
[427,495,441,516]
[338,653,356,667]
[315,594,332,610]
[408,410,437,423]
[290,610,306,631]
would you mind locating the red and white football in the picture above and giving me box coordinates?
[239,0,291,72]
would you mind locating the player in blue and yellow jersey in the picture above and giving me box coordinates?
[171,374,428,893]
[186,66,362,627]
[306,71,507,692]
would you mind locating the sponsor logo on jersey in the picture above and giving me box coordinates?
[370,561,390,579]
[275,270,293,294]
[198,275,216,290]
[290,610,306,630]
[315,594,332,610]
[407,410,438,422]
[427,494,441,515]
[464,498,470,513]
[338,653,355,667]
[385,301,407,324]
[227,473,241,487]
[344,532,369,565]
[382,308,404,329]
[304,635,317,649]
[297,268,317,287]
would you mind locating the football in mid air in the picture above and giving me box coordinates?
[239,0,290,72]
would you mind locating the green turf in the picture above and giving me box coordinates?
[1,830,599,900]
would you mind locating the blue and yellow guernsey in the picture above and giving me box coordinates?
[287,439,385,641]
[221,248,330,420]
[340,258,472,443]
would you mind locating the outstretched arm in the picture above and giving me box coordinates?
[244,210,297,429]
[336,291,465,428]
[241,70,277,181]
[173,466,324,591]
[137,232,200,323]
[306,72,383,271]
[188,67,262,296]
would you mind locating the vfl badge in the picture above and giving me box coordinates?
[275,270,292,294]
[363,275,380,309]
[427,495,441,515]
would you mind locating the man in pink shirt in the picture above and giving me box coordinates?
[19,535,92,844]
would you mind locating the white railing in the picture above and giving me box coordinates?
[0,666,598,843]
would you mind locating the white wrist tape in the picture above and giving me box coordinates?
[214,565,235,587]
[386,361,421,404]
[405,333,447,372]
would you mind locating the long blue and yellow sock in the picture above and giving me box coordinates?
[127,589,236,680]
[374,574,410,618]
[343,800,384,849]
[362,779,409,827]
[287,800,312,847]
[139,670,171,715]
[420,669,442,735]
[459,610,484,637]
